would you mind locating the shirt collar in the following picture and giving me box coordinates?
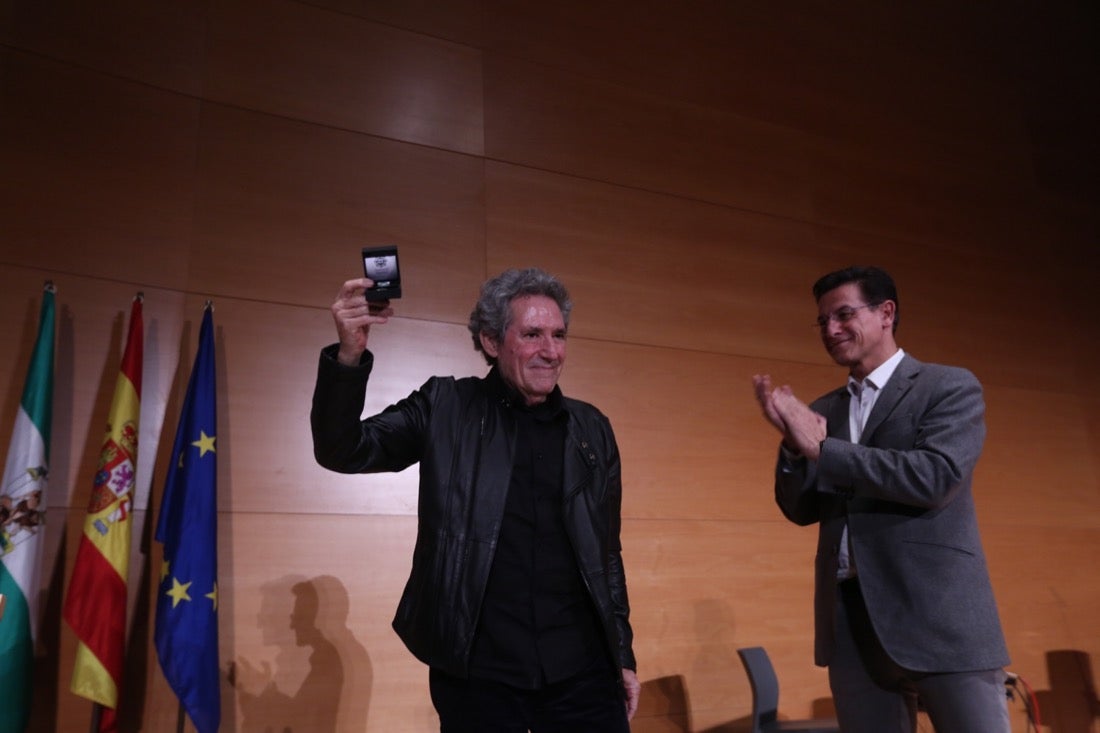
[486,367,564,419]
[849,348,906,395]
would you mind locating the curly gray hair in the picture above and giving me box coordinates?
[468,268,572,365]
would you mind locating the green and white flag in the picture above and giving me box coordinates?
[0,282,56,733]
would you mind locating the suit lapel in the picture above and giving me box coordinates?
[824,388,852,442]
[860,354,919,443]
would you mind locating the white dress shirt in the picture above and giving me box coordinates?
[836,348,906,579]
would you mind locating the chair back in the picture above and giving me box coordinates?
[737,646,780,732]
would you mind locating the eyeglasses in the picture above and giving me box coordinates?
[813,303,879,330]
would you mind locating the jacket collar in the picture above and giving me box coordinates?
[484,366,564,420]
[859,353,920,442]
[826,353,922,444]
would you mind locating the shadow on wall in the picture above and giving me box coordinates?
[692,598,750,732]
[631,674,694,732]
[1033,649,1099,733]
[630,598,758,732]
[627,671,832,733]
[228,574,371,732]
[810,697,837,720]
[26,530,64,733]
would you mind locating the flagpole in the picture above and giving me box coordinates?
[89,702,101,732]
[176,701,186,733]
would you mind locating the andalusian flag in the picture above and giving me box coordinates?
[155,302,220,733]
[0,282,56,733]
[62,293,143,732]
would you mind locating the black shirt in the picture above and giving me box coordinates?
[468,369,606,688]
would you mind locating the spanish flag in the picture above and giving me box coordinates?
[62,293,143,732]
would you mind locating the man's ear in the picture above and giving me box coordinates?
[479,331,500,359]
[880,300,897,328]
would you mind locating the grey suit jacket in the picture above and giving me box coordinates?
[775,354,1009,672]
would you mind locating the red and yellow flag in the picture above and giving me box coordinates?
[62,293,143,732]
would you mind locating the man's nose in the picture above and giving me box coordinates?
[537,335,560,355]
[827,318,843,334]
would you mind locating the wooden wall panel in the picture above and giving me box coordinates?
[485,162,830,363]
[187,104,487,321]
[203,0,484,155]
[0,52,199,291]
[481,2,1030,179]
[807,141,1050,256]
[561,341,838,523]
[484,54,815,220]
[0,0,208,94]
[481,3,1039,230]
[483,2,776,111]
[311,0,484,47]
[979,384,1100,527]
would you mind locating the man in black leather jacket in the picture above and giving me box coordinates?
[311,268,639,731]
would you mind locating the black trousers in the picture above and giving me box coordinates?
[429,658,630,733]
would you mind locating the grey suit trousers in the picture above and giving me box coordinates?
[830,578,1009,733]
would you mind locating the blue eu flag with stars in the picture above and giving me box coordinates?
[155,304,220,733]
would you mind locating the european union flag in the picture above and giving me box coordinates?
[154,304,220,733]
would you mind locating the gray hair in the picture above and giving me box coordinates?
[468,268,573,365]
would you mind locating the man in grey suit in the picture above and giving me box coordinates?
[752,266,1010,732]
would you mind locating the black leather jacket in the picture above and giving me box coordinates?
[311,346,636,678]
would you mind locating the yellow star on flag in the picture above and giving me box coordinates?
[206,582,218,611]
[166,577,193,608]
[160,559,170,582]
[192,430,216,457]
